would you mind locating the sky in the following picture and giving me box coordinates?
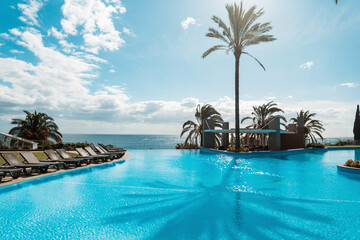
[0,0,359,137]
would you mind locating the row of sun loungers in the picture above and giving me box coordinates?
[0,144,125,182]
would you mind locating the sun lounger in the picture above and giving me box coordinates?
[20,152,64,170]
[75,148,105,163]
[84,147,111,161]
[0,166,23,179]
[98,144,125,156]
[56,149,91,165]
[1,153,49,175]
[99,143,126,152]
[44,150,83,168]
[98,145,125,158]
[96,146,124,159]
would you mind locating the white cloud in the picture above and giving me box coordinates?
[73,52,107,63]
[0,33,10,39]
[10,49,25,54]
[210,97,356,138]
[48,27,66,40]
[300,61,314,69]
[123,27,135,37]
[181,17,196,30]
[18,0,44,26]
[59,39,76,53]
[0,28,99,109]
[0,33,13,41]
[60,0,126,54]
[265,96,276,100]
[339,82,357,88]
[9,28,22,36]
[109,69,115,73]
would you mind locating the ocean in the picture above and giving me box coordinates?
[62,134,354,150]
[62,134,182,150]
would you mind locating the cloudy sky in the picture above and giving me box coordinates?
[0,0,359,137]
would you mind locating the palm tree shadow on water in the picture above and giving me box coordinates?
[102,158,332,239]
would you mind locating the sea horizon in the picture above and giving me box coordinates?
[62,133,353,150]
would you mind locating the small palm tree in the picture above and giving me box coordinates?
[241,101,286,146]
[9,110,63,143]
[181,104,223,147]
[290,110,325,143]
[202,2,275,149]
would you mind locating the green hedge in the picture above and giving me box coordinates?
[175,143,199,149]
[37,142,89,150]
[333,139,358,146]
[307,143,325,148]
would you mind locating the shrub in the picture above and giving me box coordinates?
[333,139,358,146]
[345,159,354,167]
[354,160,360,168]
[37,142,89,150]
[226,146,249,152]
[175,143,199,149]
[307,143,325,148]
[218,146,227,150]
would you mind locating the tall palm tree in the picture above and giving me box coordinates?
[181,104,223,147]
[241,101,286,146]
[290,110,325,143]
[9,110,63,144]
[202,2,275,149]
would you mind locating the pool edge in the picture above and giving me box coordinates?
[0,152,131,191]
[200,146,360,157]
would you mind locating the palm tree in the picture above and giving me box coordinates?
[181,104,223,147]
[290,110,325,143]
[354,105,360,144]
[202,2,275,150]
[241,101,286,146]
[9,110,63,144]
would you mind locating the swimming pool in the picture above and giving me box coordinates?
[0,149,360,239]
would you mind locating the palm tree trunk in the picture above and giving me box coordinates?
[235,55,240,149]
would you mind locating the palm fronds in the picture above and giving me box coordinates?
[181,104,223,147]
[203,2,275,60]
[291,110,325,143]
[241,101,286,146]
[9,110,63,144]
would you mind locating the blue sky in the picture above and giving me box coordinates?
[0,0,359,137]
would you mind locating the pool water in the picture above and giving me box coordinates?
[1,149,360,239]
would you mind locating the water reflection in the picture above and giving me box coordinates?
[102,157,331,239]
[355,149,360,160]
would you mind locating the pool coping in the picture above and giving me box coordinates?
[0,152,130,190]
[200,146,360,157]
[337,164,360,174]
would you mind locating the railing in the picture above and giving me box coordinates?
[0,131,38,149]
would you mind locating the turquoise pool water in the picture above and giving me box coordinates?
[1,149,360,239]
